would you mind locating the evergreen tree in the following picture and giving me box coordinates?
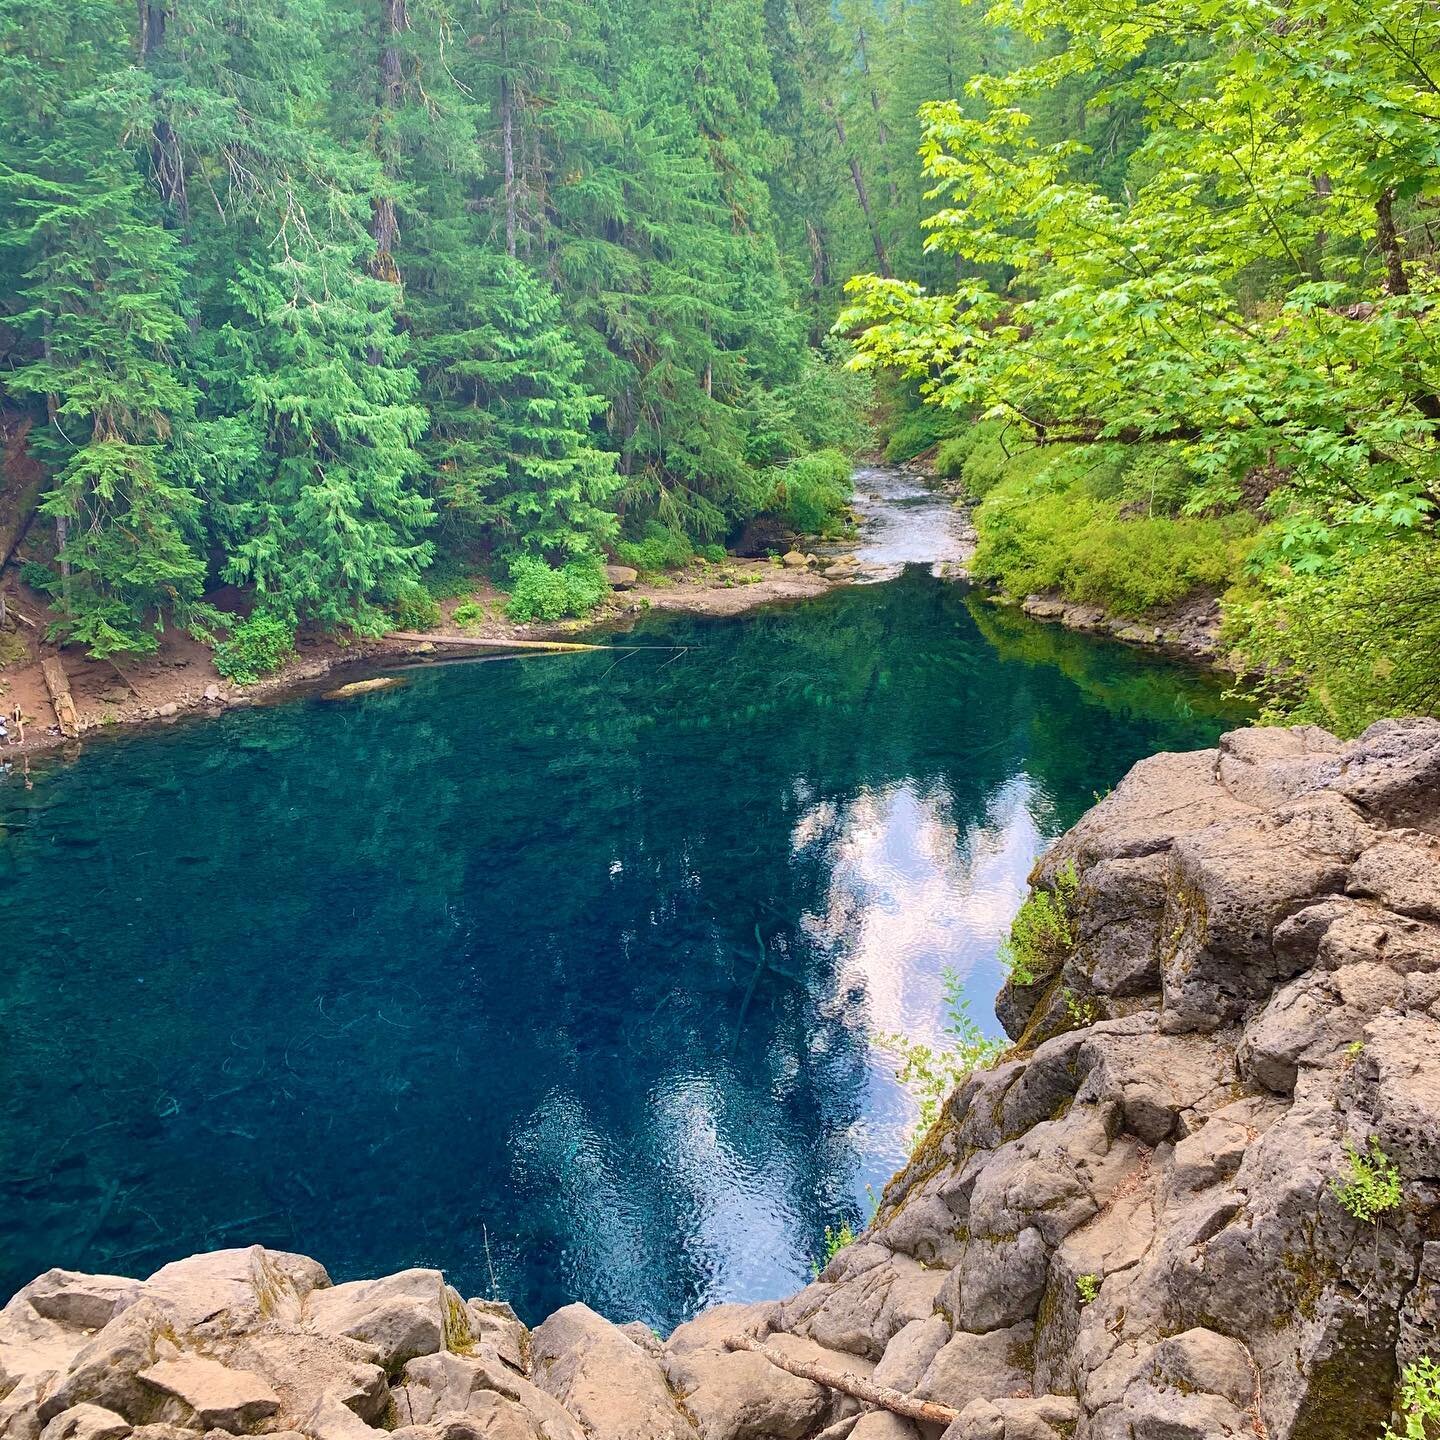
[415,249,620,562]
[0,0,205,655]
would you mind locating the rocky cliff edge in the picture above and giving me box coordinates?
[5,719,1439,1440]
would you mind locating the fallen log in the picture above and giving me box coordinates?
[385,631,606,653]
[723,1334,959,1426]
[40,653,78,737]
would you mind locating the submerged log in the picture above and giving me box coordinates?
[40,653,78,737]
[723,1334,959,1426]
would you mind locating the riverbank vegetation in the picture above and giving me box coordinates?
[843,0,1440,734]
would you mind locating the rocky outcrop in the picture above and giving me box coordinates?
[1019,591,1223,664]
[4,720,1437,1440]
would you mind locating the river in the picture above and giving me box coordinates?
[0,474,1246,1327]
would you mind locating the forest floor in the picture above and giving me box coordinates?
[0,556,835,762]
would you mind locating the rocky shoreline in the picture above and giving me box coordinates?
[1010,590,1224,667]
[5,717,1438,1440]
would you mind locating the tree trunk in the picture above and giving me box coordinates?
[39,320,71,609]
[371,0,406,286]
[139,1,188,219]
[824,102,890,277]
[855,26,898,207]
[499,1,518,257]
[723,1335,958,1425]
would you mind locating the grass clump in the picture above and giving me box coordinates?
[1332,1137,1403,1223]
[451,600,485,629]
[768,449,852,535]
[1001,861,1080,986]
[392,580,442,632]
[615,523,693,574]
[505,555,608,622]
[213,611,296,686]
[810,1221,857,1277]
[877,969,1006,1145]
[1385,1356,1440,1440]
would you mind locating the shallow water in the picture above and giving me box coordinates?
[0,572,1246,1327]
[843,466,973,580]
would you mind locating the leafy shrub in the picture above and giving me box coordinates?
[877,969,1007,1143]
[1385,1356,1440,1440]
[213,611,296,685]
[1000,861,1080,986]
[812,1222,857,1276]
[699,543,727,563]
[505,555,608,622]
[883,405,964,463]
[768,449,852,534]
[451,600,485,628]
[392,580,441,632]
[18,561,56,595]
[1225,535,1440,738]
[1076,1274,1100,1305]
[972,472,1253,617]
[1332,1137,1403,1223]
[615,523,694,574]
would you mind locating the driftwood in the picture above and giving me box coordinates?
[813,1415,862,1440]
[40,653,78,737]
[386,631,607,653]
[723,1333,960,1426]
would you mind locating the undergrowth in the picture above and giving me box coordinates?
[877,969,1006,1144]
[505,555,608,622]
[212,611,296,685]
[1000,861,1080,986]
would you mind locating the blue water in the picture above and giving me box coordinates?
[0,571,1245,1327]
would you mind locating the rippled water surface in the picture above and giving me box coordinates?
[0,569,1245,1326]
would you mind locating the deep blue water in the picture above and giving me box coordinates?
[0,572,1245,1327]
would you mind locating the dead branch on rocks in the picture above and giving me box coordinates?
[724,1333,959,1426]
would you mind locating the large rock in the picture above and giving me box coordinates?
[136,1355,280,1431]
[306,1271,466,1369]
[529,1305,696,1440]
[391,1353,580,1439]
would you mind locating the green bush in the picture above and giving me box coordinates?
[699,543,727,563]
[883,405,964,463]
[505,555,609,622]
[1000,861,1080,986]
[1332,1137,1403,1223]
[392,580,442,631]
[768,449,852,535]
[972,468,1253,617]
[876,969,1006,1143]
[213,611,296,685]
[1385,1356,1440,1440]
[1225,535,1440,738]
[615,523,694,574]
[451,600,485,628]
